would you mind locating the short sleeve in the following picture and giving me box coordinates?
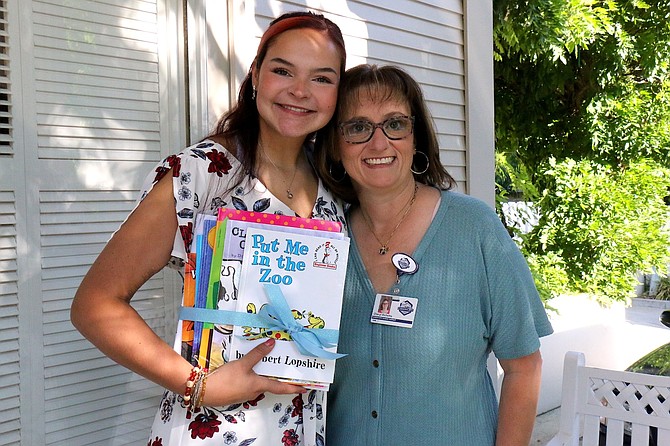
[479,207,553,359]
[136,141,243,267]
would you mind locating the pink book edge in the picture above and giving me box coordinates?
[217,208,342,233]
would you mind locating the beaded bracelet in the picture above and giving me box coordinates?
[181,366,206,409]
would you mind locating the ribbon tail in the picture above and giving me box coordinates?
[292,332,346,360]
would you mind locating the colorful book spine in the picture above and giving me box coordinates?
[191,217,217,367]
[181,252,197,362]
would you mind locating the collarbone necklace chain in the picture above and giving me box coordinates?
[259,141,298,200]
[361,182,419,255]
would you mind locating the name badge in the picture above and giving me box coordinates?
[370,293,418,328]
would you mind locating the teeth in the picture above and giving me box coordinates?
[283,105,310,113]
[365,157,394,165]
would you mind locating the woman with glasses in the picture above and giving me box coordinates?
[315,64,553,445]
[71,11,347,446]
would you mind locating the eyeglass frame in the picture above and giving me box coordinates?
[338,115,415,144]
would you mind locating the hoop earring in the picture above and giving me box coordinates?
[411,151,430,175]
[251,86,257,100]
[329,163,347,182]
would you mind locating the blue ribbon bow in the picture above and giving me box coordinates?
[178,283,345,360]
[258,284,345,360]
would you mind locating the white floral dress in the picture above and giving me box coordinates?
[141,140,346,446]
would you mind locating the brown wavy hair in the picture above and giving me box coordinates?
[315,64,456,205]
[206,11,346,189]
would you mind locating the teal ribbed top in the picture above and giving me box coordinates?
[327,191,553,445]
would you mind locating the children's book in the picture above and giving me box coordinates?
[181,209,349,388]
[229,224,349,387]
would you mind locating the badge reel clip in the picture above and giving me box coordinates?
[391,252,419,282]
[370,253,420,328]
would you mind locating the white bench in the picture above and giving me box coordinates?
[547,351,670,446]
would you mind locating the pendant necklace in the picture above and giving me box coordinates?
[361,183,419,255]
[260,142,298,199]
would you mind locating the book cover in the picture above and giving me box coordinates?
[229,225,350,386]
[219,209,343,234]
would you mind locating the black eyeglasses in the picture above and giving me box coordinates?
[338,115,414,144]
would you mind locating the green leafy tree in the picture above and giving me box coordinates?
[493,0,670,303]
[530,159,670,302]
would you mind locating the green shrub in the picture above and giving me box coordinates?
[523,158,670,303]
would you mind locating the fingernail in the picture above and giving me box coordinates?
[264,339,275,347]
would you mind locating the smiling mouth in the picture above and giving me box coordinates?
[364,156,395,166]
[280,104,313,114]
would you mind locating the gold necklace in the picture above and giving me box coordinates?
[260,142,298,199]
[360,183,419,255]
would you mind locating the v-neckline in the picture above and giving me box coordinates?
[348,191,449,299]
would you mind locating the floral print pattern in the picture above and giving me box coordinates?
[142,140,341,445]
[189,409,223,440]
[281,430,299,446]
[148,437,163,446]
[205,148,233,176]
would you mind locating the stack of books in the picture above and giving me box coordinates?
[176,208,350,389]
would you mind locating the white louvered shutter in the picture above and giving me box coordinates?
[8,0,185,444]
[0,0,20,444]
[0,0,9,156]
